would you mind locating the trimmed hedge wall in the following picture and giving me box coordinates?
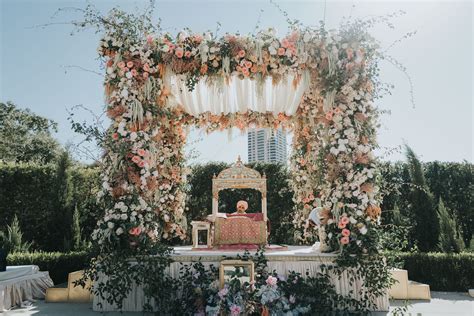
[396,252,474,292]
[6,251,90,284]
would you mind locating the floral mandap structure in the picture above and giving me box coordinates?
[79,7,393,314]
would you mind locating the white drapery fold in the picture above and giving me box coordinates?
[166,70,310,116]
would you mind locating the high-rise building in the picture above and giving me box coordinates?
[247,128,287,164]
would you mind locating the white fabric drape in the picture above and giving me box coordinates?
[167,71,310,116]
[0,266,53,311]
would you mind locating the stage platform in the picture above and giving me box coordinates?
[93,244,389,312]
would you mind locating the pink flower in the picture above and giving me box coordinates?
[131,155,141,164]
[143,64,151,72]
[218,287,228,299]
[117,61,126,69]
[184,51,191,58]
[338,222,346,229]
[266,276,278,287]
[340,216,349,225]
[244,60,252,69]
[278,47,286,56]
[137,148,146,157]
[281,38,290,48]
[325,111,334,121]
[230,305,241,316]
[126,61,134,68]
[129,226,142,236]
[143,72,149,79]
[342,228,351,237]
[112,133,119,140]
[146,35,154,45]
[175,48,184,58]
[238,50,245,58]
[340,236,350,245]
[138,160,145,168]
[131,69,138,77]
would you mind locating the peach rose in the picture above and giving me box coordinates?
[338,221,346,229]
[340,216,350,225]
[131,155,141,164]
[143,64,151,72]
[200,64,208,75]
[143,72,149,79]
[325,111,334,121]
[342,228,351,237]
[138,160,145,168]
[137,148,146,156]
[129,226,142,236]
[131,69,137,77]
[278,47,286,56]
[340,236,350,245]
[244,60,252,68]
[118,61,126,69]
[112,133,119,140]
[185,51,191,58]
[126,61,134,68]
[175,48,184,58]
[238,50,246,58]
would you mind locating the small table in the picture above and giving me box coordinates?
[191,221,212,248]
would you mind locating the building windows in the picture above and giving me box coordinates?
[247,128,287,165]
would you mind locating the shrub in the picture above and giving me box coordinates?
[394,252,474,292]
[6,251,90,284]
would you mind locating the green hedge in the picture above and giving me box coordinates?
[395,252,474,292]
[6,251,90,284]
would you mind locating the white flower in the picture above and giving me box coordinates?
[120,89,129,98]
[303,32,311,43]
[268,46,277,55]
[359,226,368,235]
[116,227,124,235]
[130,132,137,141]
[107,222,115,229]
[121,214,128,220]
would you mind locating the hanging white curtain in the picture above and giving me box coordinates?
[167,71,310,116]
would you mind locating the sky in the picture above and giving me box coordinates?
[1,0,472,164]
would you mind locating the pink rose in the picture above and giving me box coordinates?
[230,305,241,316]
[266,276,278,287]
[175,48,184,58]
[340,236,350,245]
[126,61,134,68]
[342,228,351,237]
[143,72,149,79]
[340,216,349,225]
[278,47,286,56]
[338,222,346,229]
[131,69,137,77]
[184,51,191,58]
[117,61,126,69]
[244,60,252,68]
[112,133,119,140]
[325,110,334,121]
[131,156,141,164]
[281,38,290,48]
[218,287,228,299]
[238,50,245,58]
[129,226,142,236]
[143,64,151,72]
[137,148,146,157]
[138,160,145,168]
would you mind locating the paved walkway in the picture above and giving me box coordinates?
[2,292,473,315]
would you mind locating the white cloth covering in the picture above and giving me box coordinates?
[0,265,53,311]
[167,71,310,116]
[93,246,389,312]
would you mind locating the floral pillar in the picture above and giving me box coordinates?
[92,32,187,253]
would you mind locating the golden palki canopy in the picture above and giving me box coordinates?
[212,156,267,221]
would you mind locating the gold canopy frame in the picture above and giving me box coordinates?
[212,156,267,221]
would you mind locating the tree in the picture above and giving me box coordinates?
[0,101,61,163]
[437,198,464,253]
[6,215,32,253]
[405,145,440,252]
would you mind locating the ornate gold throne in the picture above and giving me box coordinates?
[208,157,268,246]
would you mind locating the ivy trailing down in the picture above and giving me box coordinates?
[69,3,401,313]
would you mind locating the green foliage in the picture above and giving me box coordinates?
[395,252,474,292]
[437,198,464,253]
[72,205,88,251]
[405,145,439,252]
[5,215,32,252]
[6,251,89,284]
[0,231,12,254]
[0,101,61,164]
[0,161,101,251]
[425,161,473,248]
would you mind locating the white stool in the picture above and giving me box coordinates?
[191,221,211,248]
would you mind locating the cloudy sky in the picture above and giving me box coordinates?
[1,0,472,164]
